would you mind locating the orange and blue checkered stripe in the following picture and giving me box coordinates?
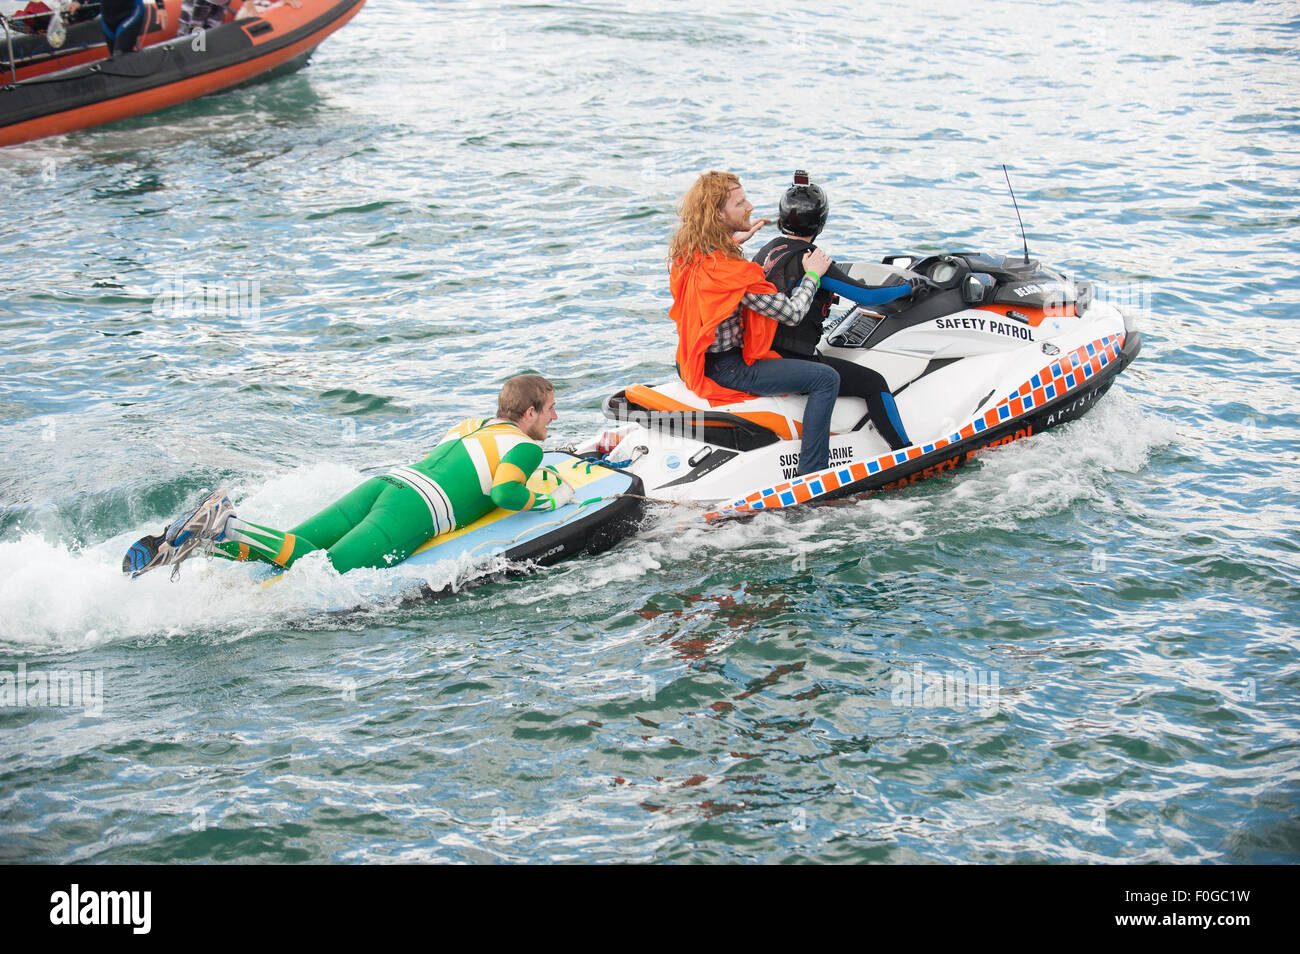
[707,333,1124,519]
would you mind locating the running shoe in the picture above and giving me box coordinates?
[164,490,234,546]
[122,533,166,578]
[122,490,235,579]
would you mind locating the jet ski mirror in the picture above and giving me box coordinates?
[882,255,914,269]
[963,273,995,304]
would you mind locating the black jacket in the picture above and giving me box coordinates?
[752,235,828,357]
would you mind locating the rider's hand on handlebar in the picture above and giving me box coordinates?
[803,248,832,278]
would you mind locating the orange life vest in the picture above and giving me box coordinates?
[669,250,779,406]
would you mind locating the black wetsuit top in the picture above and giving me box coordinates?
[753,235,913,450]
[753,236,831,357]
[101,0,142,27]
[753,235,914,356]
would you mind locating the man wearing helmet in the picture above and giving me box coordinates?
[752,171,916,450]
[669,171,840,476]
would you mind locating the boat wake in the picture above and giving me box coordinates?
[0,463,495,652]
[496,389,1171,604]
[0,391,1168,653]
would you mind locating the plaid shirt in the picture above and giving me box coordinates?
[179,0,232,33]
[706,275,819,353]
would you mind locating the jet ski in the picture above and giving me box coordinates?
[572,250,1141,519]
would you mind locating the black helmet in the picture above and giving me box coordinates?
[778,169,829,239]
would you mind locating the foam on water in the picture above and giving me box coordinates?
[0,376,1173,660]
[0,462,488,651]
[472,385,1170,621]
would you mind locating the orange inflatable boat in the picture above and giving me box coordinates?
[1,0,365,146]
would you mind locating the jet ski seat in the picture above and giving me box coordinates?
[602,383,805,451]
[628,381,804,435]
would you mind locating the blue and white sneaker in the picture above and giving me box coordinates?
[164,490,234,548]
[122,490,235,579]
[122,532,167,578]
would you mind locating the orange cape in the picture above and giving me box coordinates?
[669,251,779,406]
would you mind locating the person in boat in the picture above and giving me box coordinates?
[669,170,839,476]
[124,375,574,579]
[177,0,230,35]
[752,171,915,450]
[0,1,53,33]
[95,0,161,57]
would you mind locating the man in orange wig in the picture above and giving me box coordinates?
[669,170,839,475]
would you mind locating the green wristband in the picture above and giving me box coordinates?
[805,270,821,286]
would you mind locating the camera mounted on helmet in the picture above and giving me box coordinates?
[778,169,829,240]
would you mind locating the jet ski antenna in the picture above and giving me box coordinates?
[1002,164,1030,264]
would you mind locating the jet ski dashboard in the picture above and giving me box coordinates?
[826,251,1081,351]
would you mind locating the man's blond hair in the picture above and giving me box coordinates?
[497,374,554,422]
[668,170,744,267]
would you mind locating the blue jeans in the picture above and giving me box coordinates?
[704,352,840,474]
